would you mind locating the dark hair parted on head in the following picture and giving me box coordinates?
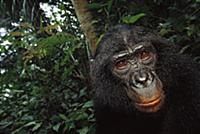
[91,24,200,134]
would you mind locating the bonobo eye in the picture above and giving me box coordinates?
[138,50,154,63]
[115,59,129,70]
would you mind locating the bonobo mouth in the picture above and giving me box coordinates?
[133,86,165,113]
[126,74,165,113]
[134,91,165,113]
[135,95,161,107]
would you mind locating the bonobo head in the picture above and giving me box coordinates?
[112,41,164,112]
[92,25,177,114]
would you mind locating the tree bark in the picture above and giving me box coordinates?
[71,0,97,56]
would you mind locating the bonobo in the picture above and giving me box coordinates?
[91,24,200,134]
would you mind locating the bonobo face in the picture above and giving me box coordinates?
[112,42,165,113]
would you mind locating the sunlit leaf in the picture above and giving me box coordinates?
[121,13,146,24]
[23,121,36,127]
[10,31,25,37]
[20,22,32,28]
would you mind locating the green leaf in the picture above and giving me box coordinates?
[121,13,146,24]
[32,122,42,131]
[11,121,37,134]
[53,123,61,132]
[159,28,172,36]
[59,113,68,120]
[86,3,105,9]
[23,121,36,127]
[78,127,89,134]
[68,110,88,121]
[0,110,4,115]
[82,100,93,108]
[75,112,88,120]
[0,121,13,129]
[107,0,113,13]
[38,33,75,47]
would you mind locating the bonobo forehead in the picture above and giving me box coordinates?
[95,25,156,58]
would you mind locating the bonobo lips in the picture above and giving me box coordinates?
[133,86,165,113]
[134,92,164,113]
[135,94,162,107]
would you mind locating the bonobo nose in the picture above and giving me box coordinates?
[135,71,148,83]
[131,70,150,87]
[134,71,148,83]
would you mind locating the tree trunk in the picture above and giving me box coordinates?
[71,0,97,56]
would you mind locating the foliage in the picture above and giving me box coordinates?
[0,1,94,134]
[0,21,94,133]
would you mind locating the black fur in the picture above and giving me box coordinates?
[91,24,200,134]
